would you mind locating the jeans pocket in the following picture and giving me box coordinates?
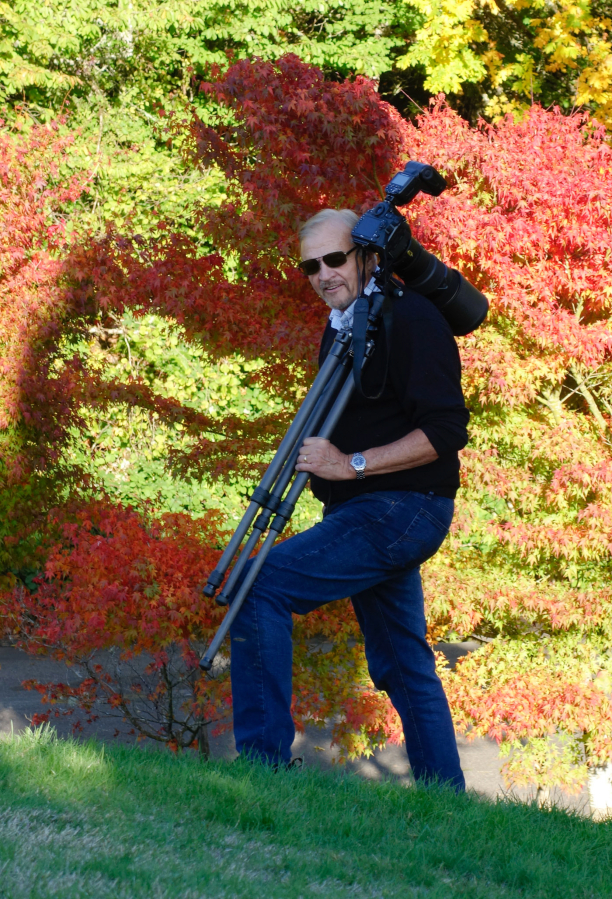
[386,506,451,569]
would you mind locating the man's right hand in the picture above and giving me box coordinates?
[295,438,354,481]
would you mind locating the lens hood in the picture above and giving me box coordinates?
[435,272,489,336]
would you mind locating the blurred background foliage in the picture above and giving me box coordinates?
[1,0,610,557]
[69,312,323,526]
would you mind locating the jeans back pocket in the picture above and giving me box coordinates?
[386,503,452,569]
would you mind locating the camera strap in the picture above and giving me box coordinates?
[351,291,393,400]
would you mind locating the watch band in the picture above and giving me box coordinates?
[350,452,367,480]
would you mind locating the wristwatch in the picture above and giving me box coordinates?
[350,452,367,480]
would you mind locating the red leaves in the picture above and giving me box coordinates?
[2,501,233,747]
[4,501,229,662]
[445,643,612,778]
[191,55,411,260]
[336,691,403,749]
[4,59,612,774]
[406,102,612,372]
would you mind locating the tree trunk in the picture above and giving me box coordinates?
[588,764,612,820]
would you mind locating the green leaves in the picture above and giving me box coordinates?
[73,312,301,522]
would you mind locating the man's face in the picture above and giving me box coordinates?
[300,220,375,311]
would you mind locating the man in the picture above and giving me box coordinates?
[229,208,469,790]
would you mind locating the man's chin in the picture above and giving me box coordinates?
[324,292,352,310]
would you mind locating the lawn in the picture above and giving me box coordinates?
[0,728,611,898]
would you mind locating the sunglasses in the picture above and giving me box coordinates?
[298,245,358,276]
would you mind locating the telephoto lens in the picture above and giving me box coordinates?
[393,240,488,337]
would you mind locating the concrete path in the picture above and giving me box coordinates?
[0,643,588,814]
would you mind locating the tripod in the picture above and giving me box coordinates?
[199,290,388,671]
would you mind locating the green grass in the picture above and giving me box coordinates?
[0,729,611,898]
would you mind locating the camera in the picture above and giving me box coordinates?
[351,162,488,336]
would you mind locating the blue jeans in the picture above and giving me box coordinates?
[229,490,465,791]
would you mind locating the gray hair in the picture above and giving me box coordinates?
[298,208,359,243]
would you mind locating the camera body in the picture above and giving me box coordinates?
[352,162,446,260]
[351,162,488,337]
[352,202,411,263]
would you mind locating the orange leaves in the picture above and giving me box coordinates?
[330,690,403,761]
[444,640,612,785]
[549,460,612,502]
[424,555,612,636]
[2,501,226,656]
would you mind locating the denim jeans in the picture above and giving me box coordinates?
[229,489,465,791]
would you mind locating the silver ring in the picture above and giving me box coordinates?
[303,455,308,462]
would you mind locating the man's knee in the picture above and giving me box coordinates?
[227,562,295,630]
[365,652,394,694]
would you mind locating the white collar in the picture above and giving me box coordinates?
[328,299,357,331]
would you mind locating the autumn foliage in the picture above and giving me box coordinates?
[0,124,86,495]
[408,102,612,789]
[2,56,612,785]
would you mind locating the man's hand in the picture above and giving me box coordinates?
[295,437,353,481]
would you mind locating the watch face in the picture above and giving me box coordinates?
[352,453,367,470]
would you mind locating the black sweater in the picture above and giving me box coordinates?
[309,290,470,507]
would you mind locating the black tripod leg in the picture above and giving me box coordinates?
[200,369,356,671]
[203,331,351,597]
[199,524,286,670]
[214,361,350,607]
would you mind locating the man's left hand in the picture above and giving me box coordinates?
[295,437,354,481]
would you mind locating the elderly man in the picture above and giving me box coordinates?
[229,208,469,790]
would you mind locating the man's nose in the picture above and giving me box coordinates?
[318,260,338,280]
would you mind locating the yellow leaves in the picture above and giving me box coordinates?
[396,0,489,94]
[480,47,504,83]
[398,0,612,126]
[510,3,612,125]
[576,36,612,124]
[532,2,595,72]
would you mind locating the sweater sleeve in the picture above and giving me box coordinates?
[391,311,470,457]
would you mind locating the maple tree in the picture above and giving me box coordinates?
[2,0,608,269]
[2,56,612,798]
[0,121,234,749]
[406,101,612,804]
[0,120,88,573]
[0,0,416,241]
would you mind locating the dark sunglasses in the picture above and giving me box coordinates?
[298,245,358,276]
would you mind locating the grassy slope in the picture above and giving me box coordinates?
[0,730,611,899]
